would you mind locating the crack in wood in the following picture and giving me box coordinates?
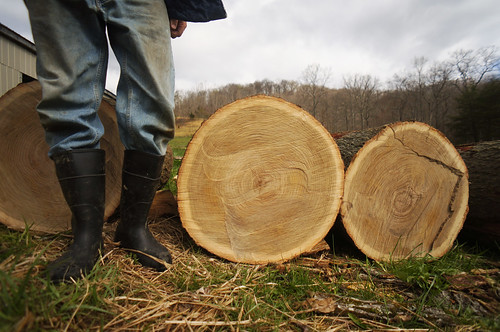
[388,125,465,252]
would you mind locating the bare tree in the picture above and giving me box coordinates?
[452,46,500,93]
[411,57,429,122]
[343,74,380,129]
[426,61,454,130]
[299,64,331,118]
[388,73,412,122]
[388,57,453,130]
[450,47,500,142]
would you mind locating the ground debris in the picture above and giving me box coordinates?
[446,272,493,290]
[303,292,454,327]
[437,271,500,317]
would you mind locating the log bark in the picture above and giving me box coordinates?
[177,95,344,264]
[0,81,124,233]
[149,189,178,219]
[457,141,500,245]
[336,122,469,261]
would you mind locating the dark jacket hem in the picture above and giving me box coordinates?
[165,0,227,22]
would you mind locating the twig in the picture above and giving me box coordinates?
[120,248,172,271]
[162,319,253,326]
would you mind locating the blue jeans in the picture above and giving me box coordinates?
[25,0,175,157]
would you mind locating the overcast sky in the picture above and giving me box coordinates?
[2,0,499,92]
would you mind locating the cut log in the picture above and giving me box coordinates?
[457,141,500,245]
[338,122,469,261]
[0,81,123,233]
[149,189,178,219]
[177,95,344,264]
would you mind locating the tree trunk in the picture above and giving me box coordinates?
[177,95,344,264]
[336,122,469,261]
[457,141,500,245]
[0,81,123,233]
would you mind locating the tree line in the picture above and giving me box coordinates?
[174,46,500,144]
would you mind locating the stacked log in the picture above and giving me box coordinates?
[2,88,485,262]
[457,141,500,246]
[336,122,469,261]
[0,81,124,233]
[0,81,176,233]
[174,106,471,262]
[177,95,345,264]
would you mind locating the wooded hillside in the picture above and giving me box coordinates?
[174,46,499,145]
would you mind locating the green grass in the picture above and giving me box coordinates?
[169,136,192,158]
[0,223,498,331]
[0,226,122,331]
[165,135,192,195]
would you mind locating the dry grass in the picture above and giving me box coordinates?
[175,117,204,137]
[2,216,499,331]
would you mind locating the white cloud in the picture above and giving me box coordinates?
[2,0,499,92]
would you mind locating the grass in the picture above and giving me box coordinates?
[164,118,201,195]
[174,117,204,138]
[1,117,499,331]
[1,221,498,331]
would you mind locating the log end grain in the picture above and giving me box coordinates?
[341,122,469,261]
[177,95,344,264]
[0,82,123,233]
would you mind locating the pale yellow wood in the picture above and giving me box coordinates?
[341,122,469,261]
[177,95,344,264]
[0,81,123,233]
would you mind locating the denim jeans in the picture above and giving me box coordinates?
[25,0,175,157]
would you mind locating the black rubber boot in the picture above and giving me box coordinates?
[47,149,106,282]
[114,150,172,271]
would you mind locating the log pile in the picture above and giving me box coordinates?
[175,103,471,262]
[3,90,492,262]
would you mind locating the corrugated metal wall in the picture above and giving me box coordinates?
[0,35,37,96]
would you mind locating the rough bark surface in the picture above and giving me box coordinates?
[333,127,382,169]
[338,122,469,261]
[0,81,123,233]
[457,141,500,245]
[149,189,178,219]
[177,95,344,264]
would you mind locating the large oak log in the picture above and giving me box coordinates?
[0,81,123,233]
[177,95,344,264]
[457,141,500,245]
[337,122,469,261]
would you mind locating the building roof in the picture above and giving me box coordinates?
[0,23,36,54]
[1,22,117,100]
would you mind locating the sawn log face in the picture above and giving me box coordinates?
[338,122,469,261]
[177,95,344,264]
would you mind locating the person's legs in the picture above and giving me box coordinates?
[102,0,175,270]
[25,0,108,281]
[48,149,106,282]
[104,0,175,155]
[115,150,171,271]
[25,0,109,157]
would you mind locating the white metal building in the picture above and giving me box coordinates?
[0,23,37,96]
[1,22,116,104]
